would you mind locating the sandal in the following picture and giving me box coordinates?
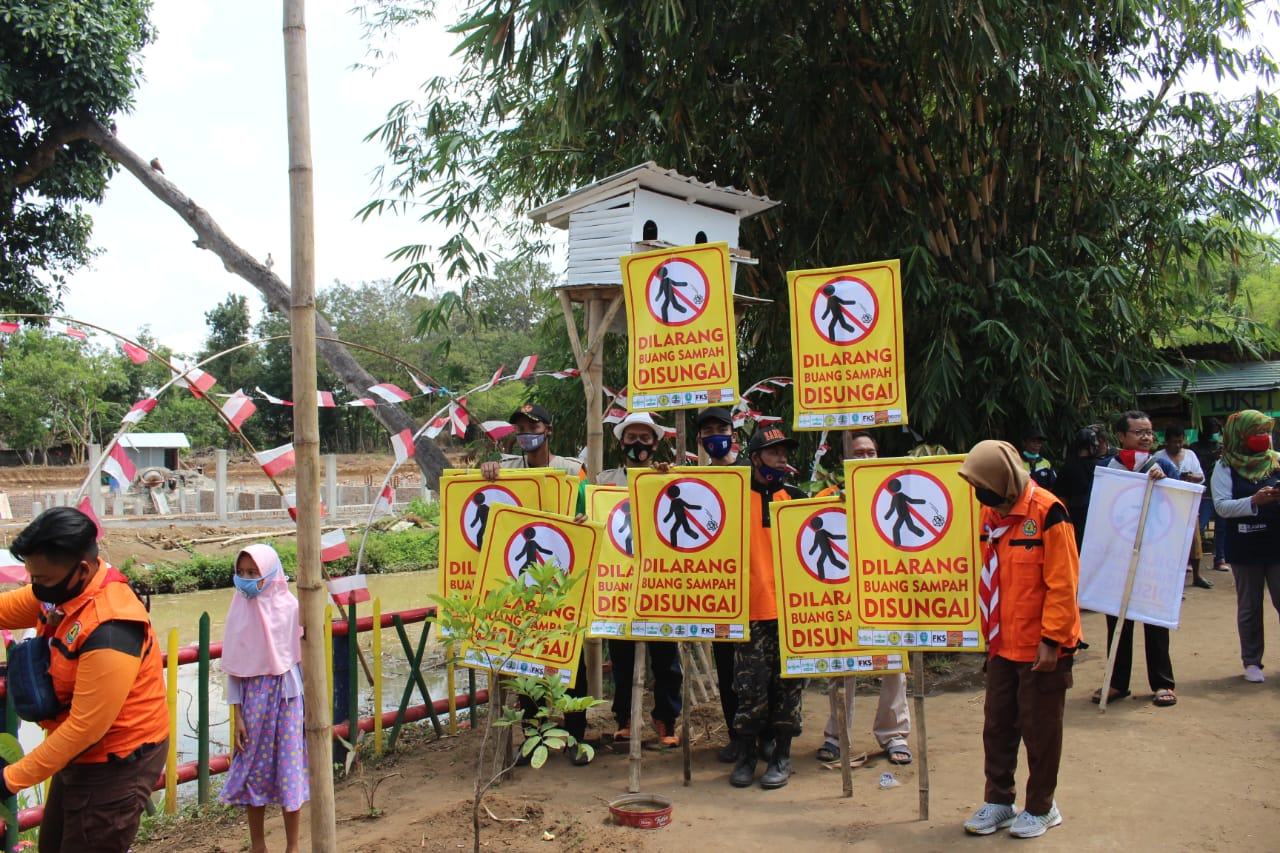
[1090,687,1130,705]
[1152,689,1177,707]
[886,744,913,765]
[815,742,839,762]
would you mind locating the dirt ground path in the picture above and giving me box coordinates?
[137,567,1278,852]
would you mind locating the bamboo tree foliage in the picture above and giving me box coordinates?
[362,0,1280,450]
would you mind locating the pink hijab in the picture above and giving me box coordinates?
[222,544,302,677]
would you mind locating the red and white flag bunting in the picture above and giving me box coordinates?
[174,365,217,398]
[0,549,28,584]
[0,322,18,334]
[603,406,627,424]
[220,392,257,432]
[374,484,395,517]
[320,529,351,563]
[317,391,335,408]
[284,492,325,521]
[512,355,538,380]
[410,375,436,395]
[481,420,515,441]
[101,443,136,487]
[390,429,414,463]
[484,365,504,390]
[326,573,369,605]
[64,327,87,340]
[448,399,469,437]
[549,368,580,379]
[424,414,448,439]
[347,398,377,408]
[257,386,292,406]
[76,498,104,540]
[121,341,149,364]
[122,397,157,425]
[255,443,296,477]
[368,383,411,404]
[683,450,699,463]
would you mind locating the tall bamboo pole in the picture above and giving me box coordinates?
[283,2,337,848]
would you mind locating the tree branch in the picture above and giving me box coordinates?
[75,118,453,489]
[12,118,98,186]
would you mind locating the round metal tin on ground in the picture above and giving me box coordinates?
[608,794,674,829]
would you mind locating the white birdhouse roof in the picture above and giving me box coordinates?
[529,162,779,230]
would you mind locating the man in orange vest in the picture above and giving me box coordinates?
[730,426,807,790]
[0,507,169,852]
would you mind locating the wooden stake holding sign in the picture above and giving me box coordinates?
[1098,477,1156,713]
[841,454,986,819]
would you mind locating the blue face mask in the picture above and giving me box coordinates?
[234,574,264,599]
[234,565,276,600]
[1021,450,1040,461]
[700,434,733,459]
[756,461,790,486]
[516,433,546,453]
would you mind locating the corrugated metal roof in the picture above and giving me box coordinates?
[119,433,190,449]
[529,162,779,229]
[1139,361,1280,396]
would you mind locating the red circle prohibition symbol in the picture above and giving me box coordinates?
[809,276,879,345]
[870,469,953,553]
[504,522,576,582]
[645,258,711,328]
[652,477,726,553]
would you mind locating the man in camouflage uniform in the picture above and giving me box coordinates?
[731,427,807,789]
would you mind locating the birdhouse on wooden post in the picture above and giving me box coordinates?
[529,162,777,700]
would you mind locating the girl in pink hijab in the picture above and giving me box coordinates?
[219,544,307,853]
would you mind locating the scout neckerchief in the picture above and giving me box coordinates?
[979,484,1035,660]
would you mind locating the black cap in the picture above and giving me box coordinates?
[509,403,553,427]
[745,427,798,455]
[1024,426,1047,440]
[695,407,734,430]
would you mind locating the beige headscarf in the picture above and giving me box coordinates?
[958,440,1030,515]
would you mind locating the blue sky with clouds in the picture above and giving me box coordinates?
[61,1,459,355]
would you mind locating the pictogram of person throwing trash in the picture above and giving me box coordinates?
[663,484,703,548]
[820,283,865,340]
[470,492,491,549]
[514,526,553,579]
[655,265,690,324]
[807,516,847,580]
[883,478,926,547]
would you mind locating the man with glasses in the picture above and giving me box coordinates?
[1096,411,1180,708]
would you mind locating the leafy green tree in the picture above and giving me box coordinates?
[0,329,128,461]
[199,293,256,395]
[1,0,154,314]
[363,0,1280,451]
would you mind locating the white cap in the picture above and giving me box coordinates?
[613,411,663,442]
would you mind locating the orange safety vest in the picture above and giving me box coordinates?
[748,483,805,621]
[43,562,169,762]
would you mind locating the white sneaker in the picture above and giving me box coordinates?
[1008,802,1063,838]
[964,802,1017,835]
[1244,665,1266,683]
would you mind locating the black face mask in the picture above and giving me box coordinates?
[623,441,653,463]
[32,562,89,605]
[973,487,1006,508]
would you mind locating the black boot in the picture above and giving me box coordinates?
[717,738,741,764]
[729,735,758,787]
[760,732,793,789]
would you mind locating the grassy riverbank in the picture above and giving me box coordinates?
[120,500,439,594]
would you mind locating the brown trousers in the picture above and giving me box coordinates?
[39,739,168,853]
[982,656,1073,815]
